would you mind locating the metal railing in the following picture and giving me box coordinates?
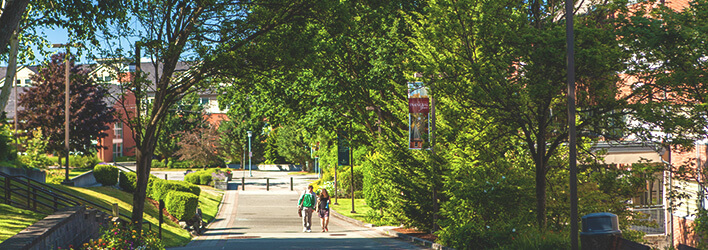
[0,171,150,230]
[630,206,665,235]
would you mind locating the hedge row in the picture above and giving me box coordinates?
[152,179,200,201]
[94,165,118,186]
[118,171,201,221]
[166,191,199,221]
[184,168,230,186]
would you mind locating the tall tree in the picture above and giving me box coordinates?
[408,0,632,228]
[0,0,29,55]
[112,0,316,232]
[0,0,127,112]
[18,53,115,156]
[154,92,206,160]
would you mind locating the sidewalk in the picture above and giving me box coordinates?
[168,171,426,250]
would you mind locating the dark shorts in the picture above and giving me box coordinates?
[318,209,329,218]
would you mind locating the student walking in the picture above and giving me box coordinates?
[317,188,331,232]
[298,185,317,232]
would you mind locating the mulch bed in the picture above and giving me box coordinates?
[147,198,179,224]
[392,227,438,242]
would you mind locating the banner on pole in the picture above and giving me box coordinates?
[408,82,430,150]
[337,130,350,166]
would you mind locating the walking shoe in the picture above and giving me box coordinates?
[303,228,307,232]
[307,229,311,233]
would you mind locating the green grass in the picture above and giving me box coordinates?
[0,176,225,247]
[288,171,315,175]
[197,185,224,223]
[0,204,47,243]
[52,185,193,247]
[331,198,372,222]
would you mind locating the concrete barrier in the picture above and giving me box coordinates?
[0,166,46,183]
[0,206,111,250]
[71,171,98,187]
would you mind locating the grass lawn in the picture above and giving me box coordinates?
[288,171,315,175]
[53,185,193,247]
[0,178,224,247]
[0,204,47,243]
[197,185,224,223]
[330,198,372,222]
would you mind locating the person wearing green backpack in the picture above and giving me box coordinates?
[298,185,317,232]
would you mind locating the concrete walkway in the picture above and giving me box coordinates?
[169,171,425,250]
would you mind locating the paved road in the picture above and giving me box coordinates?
[169,171,425,250]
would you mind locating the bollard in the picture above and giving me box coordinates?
[165,174,168,180]
[242,177,245,191]
[158,200,164,239]
[267,178,270,191]
[290,177,293,191]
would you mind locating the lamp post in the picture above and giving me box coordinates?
[51,43,77,185]
[247,131,252,177]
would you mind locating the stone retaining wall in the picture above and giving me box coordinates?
[0,166,46,183]
[0,206,111,250]
[71,170,97,187]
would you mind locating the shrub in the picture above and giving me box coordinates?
[152,179,200,201]
[119,171,137,193]
[337,165,364,198]
[151,159,165,168]
[94,164,118,186]
[166,191,198,221]
[184,172,200,184]
[72,155,100,169]
[199,173,212,185]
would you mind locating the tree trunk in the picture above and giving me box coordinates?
[534,132,548,229]
[0,0,29,55]
[131,145,152,232]
[535,160,547,229]
[0,30,20,112]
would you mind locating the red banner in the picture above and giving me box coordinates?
[408,98,429,113]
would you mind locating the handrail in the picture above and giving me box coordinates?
[0,172,134,223]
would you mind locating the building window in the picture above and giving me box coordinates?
[113,143,123,158]
[24,79,31,85]
[15,80,20,86]
[200,98,210,106]
[104,76,112,82]
[114,122,123,139]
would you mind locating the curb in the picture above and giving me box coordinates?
[330,209,453,250]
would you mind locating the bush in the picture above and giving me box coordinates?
[94,164,118,186]
[337,165,364,198]
[184,172,200,184]
[152,179,200,201]
[119,171,137,193]
[166,191,198,221]
[170,161,192,169]
[151,159,165,168]
[199,173,212,185]
[72,155,100,169]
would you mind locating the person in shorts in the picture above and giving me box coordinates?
[317,188,330,232]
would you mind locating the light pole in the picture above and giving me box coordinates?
[52,43,77,186]
[247,131,252,177]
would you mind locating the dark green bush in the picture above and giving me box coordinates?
[94,164,118,186]
[199,173,212,185]
[184,172,200,184]
[119,171,137,193]
[152,179,200,201]
[165,191,198,221]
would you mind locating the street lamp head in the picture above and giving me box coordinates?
[247,131,252,138]
[51,43,83,48]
